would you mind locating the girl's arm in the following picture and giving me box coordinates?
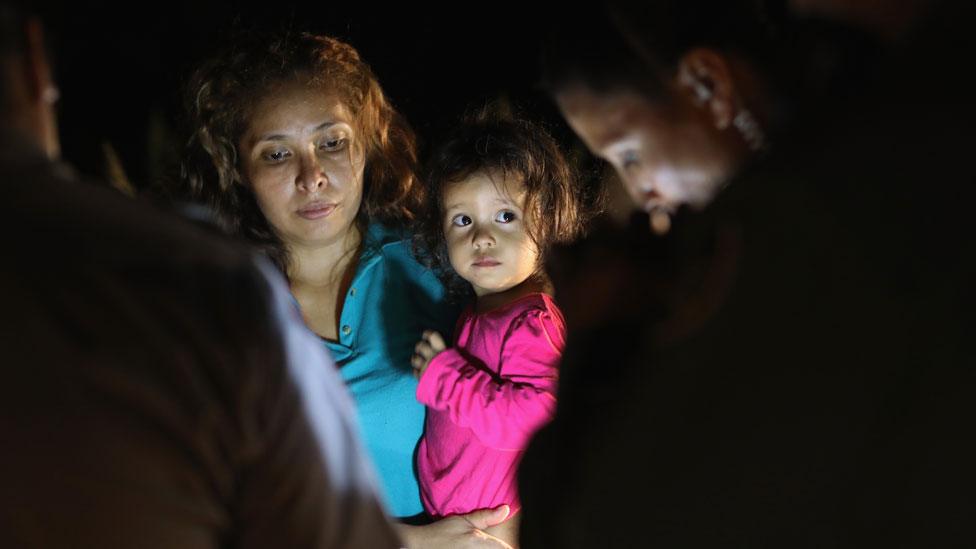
[414,308,562,451]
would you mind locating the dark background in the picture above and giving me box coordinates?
[41,2,591,192]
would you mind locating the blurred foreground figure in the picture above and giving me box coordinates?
[520,1,976,546]
[0,4,399,547]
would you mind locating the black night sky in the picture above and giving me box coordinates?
[43,2,583,191]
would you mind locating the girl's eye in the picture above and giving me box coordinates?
[495,210,516,223]
[264,149,291,162]
[620,150,640,171]
[320,137,347,152]
[450,214,472,227]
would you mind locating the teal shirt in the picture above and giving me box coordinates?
[324,224,458,518]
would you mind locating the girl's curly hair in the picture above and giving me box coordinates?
[418,108,597,298]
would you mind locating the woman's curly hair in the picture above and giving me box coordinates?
[181,31,423,272]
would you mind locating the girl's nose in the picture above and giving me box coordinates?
[472,225,495,249]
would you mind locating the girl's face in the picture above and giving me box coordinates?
[442,171,541,298]
[240,81,365,251]
[556,85,738,215]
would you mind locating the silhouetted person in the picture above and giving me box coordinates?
[0,4,400,547]
[520,1,975,546]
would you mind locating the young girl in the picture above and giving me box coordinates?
[412,112,589,547]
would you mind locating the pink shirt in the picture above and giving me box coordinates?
[416,293,565,518]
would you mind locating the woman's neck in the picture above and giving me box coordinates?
[288,225,363,289]
[475,273,552,314]
[287,226,363,342]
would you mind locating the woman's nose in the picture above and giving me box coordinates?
[296,152,327,192]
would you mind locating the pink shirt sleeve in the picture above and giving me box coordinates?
[416,307,562,451]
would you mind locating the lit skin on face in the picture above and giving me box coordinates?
[556,86,739,215]
[442,172,541,299]
[412,173,543,382]
[239,82,365,253]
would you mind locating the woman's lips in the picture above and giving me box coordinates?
[297,203,337,220]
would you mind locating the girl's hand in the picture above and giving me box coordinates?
[412,330,446,379]
[397,505,513,549]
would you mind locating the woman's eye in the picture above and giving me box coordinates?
[264,149,290,162]
[320,138,347,152]
[495,210,516,223]
[450,214,472,227]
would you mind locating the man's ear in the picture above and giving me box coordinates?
[675,48,737,130]
[24,17,57,105]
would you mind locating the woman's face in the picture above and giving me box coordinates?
[240,81,365,251]
[556,85,739,215]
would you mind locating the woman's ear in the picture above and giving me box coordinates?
[675,48,738,130]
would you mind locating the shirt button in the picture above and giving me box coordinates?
[349,287,357,297]
[341,325,352,336]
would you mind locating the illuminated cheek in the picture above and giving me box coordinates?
[617,171,647,201]
[522,244,542,272]
[249,183,276,213]
[337,170,365,208]
[506,232,538,266]
[244,157,282,185]
[446,235,466,266]
[250,177,294,223]
[652,167,683,196]
[350,183,365,208]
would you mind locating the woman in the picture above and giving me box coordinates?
[181,32,512,548]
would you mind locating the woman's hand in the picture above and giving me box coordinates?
[397,506,513,549]
[412,330,446,379]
